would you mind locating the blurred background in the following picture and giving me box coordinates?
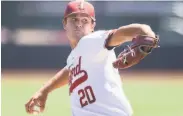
[1,1,183,116]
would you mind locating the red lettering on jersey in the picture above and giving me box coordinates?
[69,56,88,94]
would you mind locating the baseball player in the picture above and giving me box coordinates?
[25,0,157,116]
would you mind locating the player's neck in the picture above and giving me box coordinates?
[69,39,80,49]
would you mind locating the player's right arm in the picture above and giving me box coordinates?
[25,67,69,114]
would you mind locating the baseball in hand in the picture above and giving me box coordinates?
[33,105,41,115]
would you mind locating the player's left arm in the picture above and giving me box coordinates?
[106,23,156,47]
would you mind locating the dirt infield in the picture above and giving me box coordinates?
[2,69,183,83]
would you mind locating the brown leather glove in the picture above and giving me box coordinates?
[113,35,160,69]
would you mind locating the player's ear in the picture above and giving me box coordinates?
[92,21,96,32]
[62,19,67,30]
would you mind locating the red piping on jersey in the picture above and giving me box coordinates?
[104,29,118,50]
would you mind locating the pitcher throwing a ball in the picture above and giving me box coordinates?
[25,0,159,116]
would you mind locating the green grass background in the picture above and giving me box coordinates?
[2,71,183,116]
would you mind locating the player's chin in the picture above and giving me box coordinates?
[74,32,85,38]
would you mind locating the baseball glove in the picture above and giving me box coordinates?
[113,35,160,69]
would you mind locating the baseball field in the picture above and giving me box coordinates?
[2,70,183,116]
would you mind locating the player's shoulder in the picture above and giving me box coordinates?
[83,30,111,39]
[82,30,111,40]
[92,30,108,36]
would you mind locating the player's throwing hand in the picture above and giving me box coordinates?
[25,91,48,114]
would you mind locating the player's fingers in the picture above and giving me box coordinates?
[28,99,37,114]
[25,103,30,113]
[37,97,47,113]
[40,105,45,113]
[25,98,33,114]
[35,100,45,113]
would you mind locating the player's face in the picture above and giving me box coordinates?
[63,13,95,40]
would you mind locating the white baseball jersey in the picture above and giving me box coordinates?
[66,30,133,116]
